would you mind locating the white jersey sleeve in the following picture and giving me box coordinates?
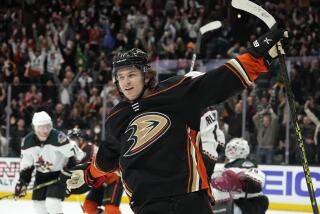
[200,109,225,160]
[69,139,86,162]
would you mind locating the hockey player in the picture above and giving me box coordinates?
[200,107,226,180]
[66,128,123,214]
[211,138,268,214]
[66,28,287,214]
[14,111,80,214]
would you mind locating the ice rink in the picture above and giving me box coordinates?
[0,200,311,214]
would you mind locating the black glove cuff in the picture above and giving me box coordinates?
[247,28,285,58]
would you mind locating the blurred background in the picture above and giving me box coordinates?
[0,0,319,166]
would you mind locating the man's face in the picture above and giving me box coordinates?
[263,115,271,127]
[117,67,146,101]
[35,124,52,141]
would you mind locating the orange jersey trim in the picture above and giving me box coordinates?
[90,159,117,178]
[146,77,188,98]
[237,53,268,81]
[111,182,119,203]
[189,129,210,191]
[106,107,125,122]
[186,130,192,192]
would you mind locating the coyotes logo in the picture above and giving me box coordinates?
[124,112,171,157]
[35,155,53,171]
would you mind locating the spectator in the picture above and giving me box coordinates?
[11,76,25,100]
[253,108,279,164]
[46,46,63,78]
[78,69,93,96]
[42,79,58,104]
[0,127,8,156]
[9,117,28,157]
[299,115,317,164]
[304,99,320,164]
[225,100,243,139]
[24,47,46,80]
[24,84,42,107]
[53,69,82,106]
[52,103,66,125]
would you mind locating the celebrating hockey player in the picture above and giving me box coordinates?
[14,111,80,214]
[211,138,268,214]
[66,27,287,214]
[65,128,123,214]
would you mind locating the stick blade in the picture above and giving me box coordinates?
[231,0,276,28]
[200,21,222,35]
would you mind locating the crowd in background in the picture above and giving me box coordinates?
[0,0,319,165]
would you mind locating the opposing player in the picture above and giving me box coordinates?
[65,128,123,214]
[200,107,226,180]
[211,138,268,214]
[14,111,79,214]
[66,28,286,214]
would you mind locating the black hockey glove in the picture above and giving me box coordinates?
[59,167,74,196]
[247,27,288,64]
[14,181,27,198]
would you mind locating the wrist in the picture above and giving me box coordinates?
[84,165,105,188]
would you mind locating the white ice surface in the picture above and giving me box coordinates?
[0,200,311,214]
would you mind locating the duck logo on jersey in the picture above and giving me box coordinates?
[124,112,171,157]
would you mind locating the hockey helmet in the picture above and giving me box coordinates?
[32,111,52,128]
[67,128,86,140]
[32,111,53,140]
[112,48,150,84]
[225,138,250,161]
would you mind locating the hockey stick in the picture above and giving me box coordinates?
[30,178,59,191]
[0,179,59,200]
[189,21,222,72]
[231,1,319,213]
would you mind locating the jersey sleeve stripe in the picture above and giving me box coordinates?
[106,108,125,122]
[186,127,211,195]
[191,129,210,191]
[189,129,200,191]
[90,159,117,177]
[111,181,119,203]
[186,128,193,192]
[224,63,249,88]
[228,58,253,85]
[122,179,133,198]
[146,77,188,98]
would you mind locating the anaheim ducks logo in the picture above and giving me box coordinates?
[124,112,171,157]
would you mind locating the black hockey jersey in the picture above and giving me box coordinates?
[92,54,268,206]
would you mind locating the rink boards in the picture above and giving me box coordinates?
[1,158,319,212]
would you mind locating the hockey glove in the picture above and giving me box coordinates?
[211,169,245,192]
[247,27,288,64]
[14,181,27,198]
[59,167,74,196]
[66,163,105,194]
[242,168,265,193]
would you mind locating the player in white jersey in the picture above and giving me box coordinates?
[200,107,226,181]
[14,111,80,214]
[211,138,268,214]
